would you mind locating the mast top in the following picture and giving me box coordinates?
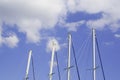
[68,33,72,40]
[92,28,96,34]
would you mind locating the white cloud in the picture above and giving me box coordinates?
[114,34,120,38]
[67,0,120,31]
[60,20,85,31]
[46,38,60,52]
[67,0,109,13]
[87,14,110,30]
[3,34,19,48]
[17,19,42,43]
[0,22,19,48]
[0,0,66,43]
[0,26,2,46]
[0,0,120,47]
[0,30,19,48]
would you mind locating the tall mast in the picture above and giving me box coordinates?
[92,29,96,80]
[25,50,32,80]
[67,33,72,80]
[49,40,56,80]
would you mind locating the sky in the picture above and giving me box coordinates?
[0,0,120,80]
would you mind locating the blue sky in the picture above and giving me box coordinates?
[0,0,120,80]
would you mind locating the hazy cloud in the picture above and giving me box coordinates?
[0,26,2,46]
[114,34,120,38]
[104,41,114,46]
[49,61,57,68]
[60,20,85,31]
[46,38,60,52]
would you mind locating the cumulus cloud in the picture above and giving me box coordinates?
[67,0,116,14]
[0,31,19,48]
[46,38,60,52]
[0,0,120,47]
[0,0,66,44]
[67,0,120,31]
[3,34,19,48]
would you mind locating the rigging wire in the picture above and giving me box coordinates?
[70,33,91,80]
[61,70,66,80]
[55,52,61,80]
[77,34,91,63]
[84,40,92,80]
[71,41,81,80]
[95,37,106,80]
[31,56,36,80]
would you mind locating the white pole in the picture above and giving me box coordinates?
[92,29,96,80]
[49,41,56,80]
[25,50,32,80]
[67,34,72,80]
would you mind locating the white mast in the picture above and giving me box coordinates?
[67,33,72,80]
[25,50,32,80]
[49,40,56,80]
[92,29,96,80]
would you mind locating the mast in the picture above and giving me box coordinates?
[67,33,72,80]
[25,50,32,80]
[92,29,96,80]
[49,40,56,80]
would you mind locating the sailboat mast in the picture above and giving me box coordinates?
[25,50,32,80]
[49,41,56,80]
[92,29,96,80]
[67,33,72,80]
